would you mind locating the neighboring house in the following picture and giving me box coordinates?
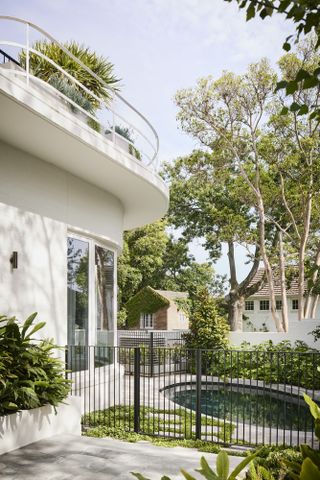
[0,18,168,350]
[244,269,320,332]
[125,286,189,331]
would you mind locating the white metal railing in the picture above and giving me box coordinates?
[0,16,159,171]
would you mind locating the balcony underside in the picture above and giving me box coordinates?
[0,72,169,230]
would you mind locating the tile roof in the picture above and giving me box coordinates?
[155,290,188,302]
[248,268,299,297]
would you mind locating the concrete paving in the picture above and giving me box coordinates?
[0,434,244,479]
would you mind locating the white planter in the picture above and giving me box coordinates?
[0,396,81,455]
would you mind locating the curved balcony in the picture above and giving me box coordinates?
[0,16,168,229]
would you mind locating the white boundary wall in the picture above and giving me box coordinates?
[230,319,320,348]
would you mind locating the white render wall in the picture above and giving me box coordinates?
[0,140,124,249]
[0,201,68,345]
[0,141,126,346]
[243,297,320,332]
[230,319,320,349]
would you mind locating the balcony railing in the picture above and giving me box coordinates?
[0,16,159,172]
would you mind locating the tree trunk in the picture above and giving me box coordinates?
[228,294,245,331]
[298,191,312,320]
[257,200,283,332]
[311,295,319,319]
[279,231,289,332]
[304,246,320,318]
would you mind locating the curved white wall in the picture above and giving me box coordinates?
[0,140,126,345]
[0,140,124,248]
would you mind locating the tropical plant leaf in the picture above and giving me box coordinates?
[216,451,229,480]
[21,312,38,339]
[300,458,320,480]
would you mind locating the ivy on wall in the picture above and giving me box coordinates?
[125,286,170,328]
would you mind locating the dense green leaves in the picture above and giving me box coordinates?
[0,313,70,416]
[223,0,320,120]
[117,220,220,327]
[19,40,119,109]
[184,289,230,350]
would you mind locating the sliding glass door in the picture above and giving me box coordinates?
[67,235,116,370]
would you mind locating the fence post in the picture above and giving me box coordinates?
[195,349,202,440]
[150,332,154,377]
[64,345,68,380]
[134,347,141,433]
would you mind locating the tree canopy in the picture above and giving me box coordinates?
[170,38,320,331]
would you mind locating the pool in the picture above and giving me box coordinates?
[170,385,314,431]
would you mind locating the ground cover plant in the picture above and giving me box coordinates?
[0,313,70,415]
[83,405,234,443]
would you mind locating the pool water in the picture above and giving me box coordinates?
[172,386,314,430]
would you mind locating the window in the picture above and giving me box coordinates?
[292,299,299,310]
[260,300,270,311]
[245,300,254,311]
[276,300,282,310]
[141,313,154,329]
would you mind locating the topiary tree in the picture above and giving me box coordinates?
[184,289,230,350]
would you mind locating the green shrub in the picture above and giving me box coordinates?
[184,289,230,350]
[0,313,70,415]
[246,445,301,479]
[208,340,320,389]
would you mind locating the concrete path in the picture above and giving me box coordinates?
[0,434,244,479]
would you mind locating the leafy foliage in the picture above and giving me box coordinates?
[247,445,301,479]
[125,286,170,328]
[184,289,230,350]
[131,449,261,480]
[117,221,221,327]
[20,40,119,108]
[115,125,142,160]
[0,313,70,415]
[283,393,320,479]
[223,0,320,120]
[209,341,320,389]
[83,404,234,442]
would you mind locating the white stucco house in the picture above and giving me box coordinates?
[243,269,320,332]
[0,17,169,353]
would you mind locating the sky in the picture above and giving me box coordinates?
[1,0,293,280]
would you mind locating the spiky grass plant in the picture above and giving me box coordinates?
[20,40,120,108]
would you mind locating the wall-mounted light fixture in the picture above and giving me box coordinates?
[10,251,18,269]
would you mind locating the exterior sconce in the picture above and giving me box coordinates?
[10,251,18,269]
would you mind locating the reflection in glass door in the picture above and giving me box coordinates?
[95,245,114,366]
[67,237,89,370]
[67,236,116,370]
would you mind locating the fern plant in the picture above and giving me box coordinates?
[0,313,70,415]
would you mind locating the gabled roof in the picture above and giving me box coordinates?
[125,287,188,328]
[154,290,188,302]
[248,268,300,297]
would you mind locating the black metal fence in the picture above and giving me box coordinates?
[66,345,320,448]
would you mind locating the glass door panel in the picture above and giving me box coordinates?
[67,237,89,370]
[95,245,114,365]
